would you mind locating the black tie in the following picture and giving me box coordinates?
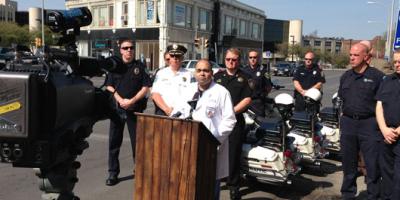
[192,89,202,100]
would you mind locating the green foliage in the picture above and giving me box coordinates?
[332,53,349,68]
[276,42,288,57]
[0,22,60,47]
[0,22,31,46]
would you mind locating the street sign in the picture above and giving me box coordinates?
[394,10,400,49]
[263,51,272,59]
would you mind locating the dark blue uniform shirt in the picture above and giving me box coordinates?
[214,68,252,115]
[105,59,151,111]
[292,64,325,95]
[375,73,400,127]
[241,64,272,100]
[338,66,384,117]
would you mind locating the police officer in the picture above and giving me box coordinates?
[214,48,252,200]
[376,51,400,200]
[151,44,193,116]
[338,43,384,199]
[105,38,151,186]
[293,51,325,111]
[242,50,272,117]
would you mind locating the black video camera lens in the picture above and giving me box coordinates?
[47,7,92,33]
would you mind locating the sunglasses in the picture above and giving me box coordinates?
[249,56,257,59]
[225,58,238,62]
[170,54,182,59]
[121,46,134,50]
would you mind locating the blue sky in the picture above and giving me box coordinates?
[17,0,398,40]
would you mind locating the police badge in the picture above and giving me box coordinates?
[134,68,140,75]
[248,79,255,89]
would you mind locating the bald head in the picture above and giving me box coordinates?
[195,59,213,88]
[196,59,212,71]
[350,43,369,69]
[360,40,372,52]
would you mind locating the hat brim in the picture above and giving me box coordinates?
[168,50,184,56]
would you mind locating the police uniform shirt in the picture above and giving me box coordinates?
[214,68,252,109]
[375,73,400,127]
[293,64,325,94]
[242,64,272,99]
[105,60,151,99]
[338,66,384,117]
[151,66,193,109]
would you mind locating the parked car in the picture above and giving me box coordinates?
[5,45,40,65]
[272,62,296,77]
[182,60,224,74]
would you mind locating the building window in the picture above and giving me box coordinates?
[137,0,161,25]
[109,6,114,26]
[251,23,260,39]
[199,8,212,31]
[336,42,342,47]
[122,2,129,26]
[304,40,310,46]
[325,41,331,47]
[314,40,321,46]
[224,15,233,35]
[91,5,114,27]
[239,20,246,36]
[173,2,192,28]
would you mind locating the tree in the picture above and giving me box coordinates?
[332,53,349,68]
[0,22,60,47]
[0,22,31,46]
[276,42,289,58]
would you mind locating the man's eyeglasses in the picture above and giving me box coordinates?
[225,58,238,62]
[249,56,257,59]
[304,58,313,61]
[121,46,134,51]
[195,68,212,73]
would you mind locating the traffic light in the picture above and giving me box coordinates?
[204,39,210,48]
[194,38,201,48]
[35,38,42,47]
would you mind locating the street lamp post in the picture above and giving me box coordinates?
[367,0,396,61]
[87,29,91,57]
[290,35,295,62]
[41,0,45,47]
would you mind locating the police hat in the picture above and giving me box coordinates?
[167,44,187,56]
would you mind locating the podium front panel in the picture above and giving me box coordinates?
[134,113,218,200]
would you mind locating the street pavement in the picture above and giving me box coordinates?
[0,70,368,200]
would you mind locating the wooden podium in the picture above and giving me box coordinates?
[134,113,220,200]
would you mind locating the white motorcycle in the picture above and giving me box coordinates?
[287,88,329,166]
[318,92,342,153]
[241,93,302,185]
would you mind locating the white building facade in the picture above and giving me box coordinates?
[65,0,265,70]
[0,0,16,22]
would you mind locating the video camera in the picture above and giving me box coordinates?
[0,7,123,199]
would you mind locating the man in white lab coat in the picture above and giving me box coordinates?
[188,59,237,199]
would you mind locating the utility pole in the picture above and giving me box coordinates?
[41,0,45,47]
[290,35,295,62]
